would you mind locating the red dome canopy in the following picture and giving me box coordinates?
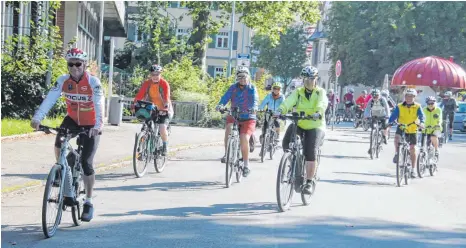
[391,56,466,89]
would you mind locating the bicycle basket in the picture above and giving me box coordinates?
[135,101,155,120]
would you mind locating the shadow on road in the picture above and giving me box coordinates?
[321,154,368,160]
[326,139,369,144]
[102,202,277,218]
[320,179,393,187]
[94,181,223,192]
[2,173,46,181]
[2,216,465,247]
[333,171,395,178]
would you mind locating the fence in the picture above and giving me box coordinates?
[120,97,206,125]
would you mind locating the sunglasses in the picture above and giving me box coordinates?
[427,102,435,105]
[237,75,247,79]
[68,62,83,67]
[273,87,280,90]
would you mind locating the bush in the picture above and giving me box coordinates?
[163,57,206,96]
[1,2,65,119]
[173,91,209,102]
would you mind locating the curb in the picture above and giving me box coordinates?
[1,132,49,141]
[1,124,123,142]
[1,141,223,196]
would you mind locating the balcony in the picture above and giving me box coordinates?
[90,1,126,37]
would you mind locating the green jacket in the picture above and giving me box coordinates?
[278,86,328,130]
[423,106,443,132]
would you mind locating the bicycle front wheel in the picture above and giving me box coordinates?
[276,152,294,212]
[225,138,236,188]
[42,164,64,238]
[133,131,150,178]
[370,128,377,160]
[417,151,427,178]
[396,146,405,187]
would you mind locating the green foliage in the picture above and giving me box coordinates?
[173,91,209,103]
[326,2,466,87]
[1,117,63,136]
[163,57,206,97]
[252,25,308,93]
[1,1,65,119]
[182,1,321,67]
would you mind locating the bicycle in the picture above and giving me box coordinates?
[220,106,250,188]
[394,122,418,187]
[259,110,279,163]
[417,125,440,178]
[132,100,167,178]
[276,112,324,212]
[368,117,387,160]
[37,125,97,238]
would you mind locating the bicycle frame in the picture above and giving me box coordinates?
[57,132,85,201]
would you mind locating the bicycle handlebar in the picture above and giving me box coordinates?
[37,125,100,136]
[280,112,322,121]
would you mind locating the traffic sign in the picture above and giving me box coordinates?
[237,54,250,67]
[335,60,342,77]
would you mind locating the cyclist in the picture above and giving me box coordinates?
[216,66,259,177]
[364,89,390,152]
[258,82,285,153]
[277,66,328,195]
[354,90,367,119]
[133,64,172,156]
[343,88,355,119]
[423,96,442,157]
[381,89,396,111]
[31,48,104,222]
[389,88,425,178]
[326,89,339,119]
[439,91,458,140]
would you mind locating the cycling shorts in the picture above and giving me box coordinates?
[395,127,417,145]
[54,116,100,176]
[282,124,325,161]
[226,116,256,136]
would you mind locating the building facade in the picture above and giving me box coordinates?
[1,1,126,63]
[121,1,256,79]
[309,1,332,91]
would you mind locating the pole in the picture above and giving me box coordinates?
[106,37,115,120]
[44,3,53,86]
[226,1,236,78]
[332,77,338,131]
[97,1,104,78]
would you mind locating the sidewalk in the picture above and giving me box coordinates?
[1,123,226,193]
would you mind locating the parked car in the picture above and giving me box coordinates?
[462,116,466,132]
[453,101,466,132]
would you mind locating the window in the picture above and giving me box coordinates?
[176,28,191,38]
[214,67,225,78]
[216,32,229,49]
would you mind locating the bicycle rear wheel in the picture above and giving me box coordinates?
[133,131,150,178]
[225,138,236,188]
[429,154,438,176]
[269,131,277,160]
[42,164,64,238]
[396,147,404,187]
[276,152,294,212]
[260,133,267,163]
[154,136,167,173]
[404,150,410,185]
[71,170,85,226]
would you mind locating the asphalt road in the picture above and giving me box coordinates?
[2,125,466,248]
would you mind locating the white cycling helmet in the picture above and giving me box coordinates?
[236,66,250,76]
[65,48,88,61]
[405,88,417,96]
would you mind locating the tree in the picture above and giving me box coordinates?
[182,1,321,68]
[252,25,308,93]
[326,2,466,87]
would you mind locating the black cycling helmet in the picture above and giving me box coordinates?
[301,66,318,79]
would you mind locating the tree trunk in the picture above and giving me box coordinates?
[188,9,209,71]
